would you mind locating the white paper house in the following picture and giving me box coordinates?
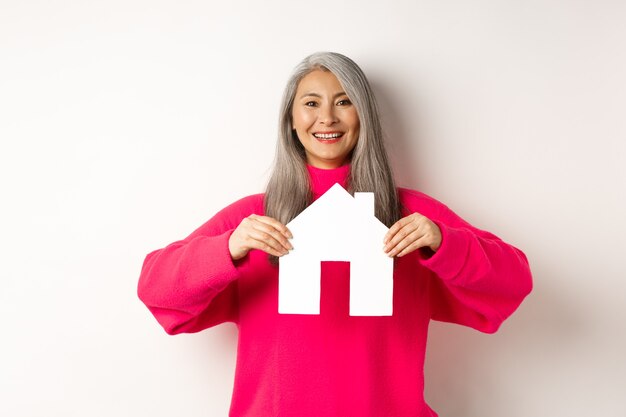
[279,183,394,316]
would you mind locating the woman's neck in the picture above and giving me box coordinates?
[306,163,351,200]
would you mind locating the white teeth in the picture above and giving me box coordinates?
[314,133,342,139]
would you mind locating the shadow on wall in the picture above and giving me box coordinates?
[423,272,582,417]
[370,77,428,191]
[371,77,584,417]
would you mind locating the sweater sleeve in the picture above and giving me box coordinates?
[410,195,533,333]
[137,194,262,335]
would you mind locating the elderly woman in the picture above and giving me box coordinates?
[138,52,532,416]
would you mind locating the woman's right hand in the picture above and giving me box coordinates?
[228,214,294,261]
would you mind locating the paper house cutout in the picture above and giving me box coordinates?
[279,183,393,316]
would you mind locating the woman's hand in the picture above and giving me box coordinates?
[229,214,293,261]
[383,213,442,258]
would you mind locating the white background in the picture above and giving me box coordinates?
[1,1,625,416]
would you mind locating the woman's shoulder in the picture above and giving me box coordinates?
[189,193,265,237]
[396,187,448,219]
[215,193,265,219]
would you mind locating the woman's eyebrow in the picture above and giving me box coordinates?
[298,91,348,99]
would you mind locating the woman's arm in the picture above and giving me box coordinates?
[137,195,263,334]
[395,189,533,333]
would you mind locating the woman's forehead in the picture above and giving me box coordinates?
[296,70,346,96]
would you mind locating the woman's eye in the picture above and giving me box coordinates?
[305,101,318,107]
[337,99,352,106]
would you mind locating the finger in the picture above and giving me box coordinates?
[384,221,420,253]
[250,219,293,251]
[247,230,290,256]
[251,215,293,239]
[248,229,289,254]
[396,236,430,257]
[386,228,423,257]
[383,216,412,244]
[249,239,286,257]
[384,213,426,244]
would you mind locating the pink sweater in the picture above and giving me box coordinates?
[137,164,532,417]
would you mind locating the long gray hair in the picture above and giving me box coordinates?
[264,52,401,247]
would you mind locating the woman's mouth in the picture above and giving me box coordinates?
[313,132,344,144]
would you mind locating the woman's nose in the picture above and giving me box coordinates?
[318,104,338,125]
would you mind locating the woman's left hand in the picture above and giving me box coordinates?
[383,213,442,257]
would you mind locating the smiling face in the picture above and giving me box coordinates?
[291,69,360,169]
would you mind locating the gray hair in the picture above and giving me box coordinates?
[264,52,401,261]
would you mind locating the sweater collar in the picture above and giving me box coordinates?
[307,163,351,200]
